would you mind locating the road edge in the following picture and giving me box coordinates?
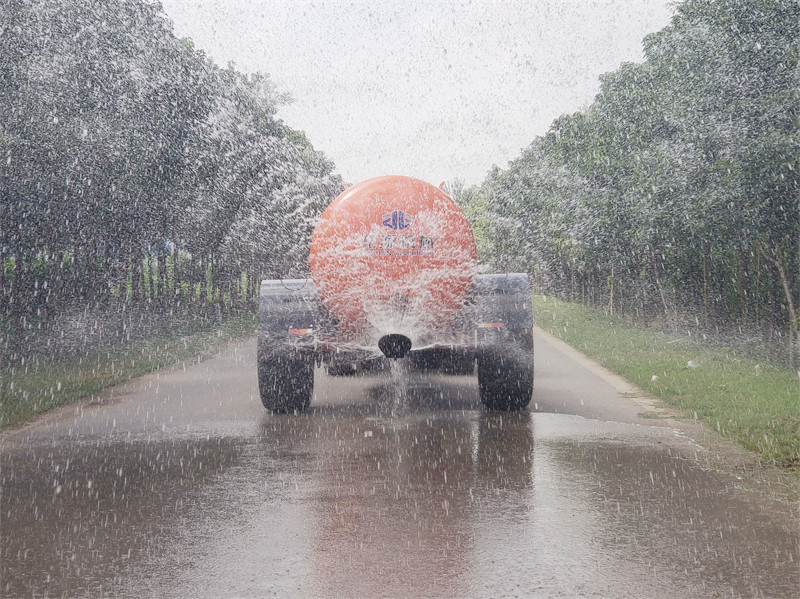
[534,325,800,505]
[0,335,256,442]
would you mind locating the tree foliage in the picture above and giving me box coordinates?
[0,0,341,362]
[469,0,799,350]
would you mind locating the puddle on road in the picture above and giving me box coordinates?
[4,402,797,598]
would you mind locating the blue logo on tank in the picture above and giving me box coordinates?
[382,210,415,231]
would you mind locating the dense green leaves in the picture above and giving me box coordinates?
[0,0,341,363]
[470,0,799,348]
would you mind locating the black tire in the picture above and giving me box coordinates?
[258,344,314,414]
[477,349,533,411]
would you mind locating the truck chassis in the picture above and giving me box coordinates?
[257,273,534,413]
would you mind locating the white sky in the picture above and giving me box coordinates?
[159,0,675,185]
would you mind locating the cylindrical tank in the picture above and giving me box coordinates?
[308,175,477,347]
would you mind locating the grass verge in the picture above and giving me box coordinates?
[533,295,800,471]
[0,313,256,429]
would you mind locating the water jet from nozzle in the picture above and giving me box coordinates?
[378,334,412,359]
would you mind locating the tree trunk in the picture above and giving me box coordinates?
[172,246,181,309]
[188,254,197,312]
[607,265,614,316]
[156,249,166,305]
[10,249,26,361]
[130,253,140,303]
[738,250,748,323]
[141,253,150,302]
[755,250,761,328]
[653,254,669,319]
[759,242,800,366]
[702,250,709,321]
[206,255,215,305]
[716,252,725,319]
[0,246,6,311]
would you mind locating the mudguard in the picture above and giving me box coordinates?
[473,273,533,348]
[472,273,534,410]
[257,279,321,413]
[258,279,321,347]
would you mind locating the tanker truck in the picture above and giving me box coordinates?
[258,175,533,413]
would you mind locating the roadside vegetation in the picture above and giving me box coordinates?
[460,0,799,368]
[533,295,800,471]
[1,0,340,428]
[0,314,256,430]
[1,0,340,372]
[453,0,799,470]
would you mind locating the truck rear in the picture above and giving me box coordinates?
[258,175,533,413]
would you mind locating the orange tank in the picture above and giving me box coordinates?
[308,175,477,347]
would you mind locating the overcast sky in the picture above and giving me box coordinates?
[159,0,675,185]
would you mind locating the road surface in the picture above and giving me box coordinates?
[1,329,798,598]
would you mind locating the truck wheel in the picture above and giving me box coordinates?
[258,347,314,414]
[477,351,532,411]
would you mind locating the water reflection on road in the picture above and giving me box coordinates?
[1,338,798,598]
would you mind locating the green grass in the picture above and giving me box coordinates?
[0,314,256,429]
[533,295,800,470]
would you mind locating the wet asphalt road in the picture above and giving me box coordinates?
[1,331,798,598]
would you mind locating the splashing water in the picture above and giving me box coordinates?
[388,358,411,416]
